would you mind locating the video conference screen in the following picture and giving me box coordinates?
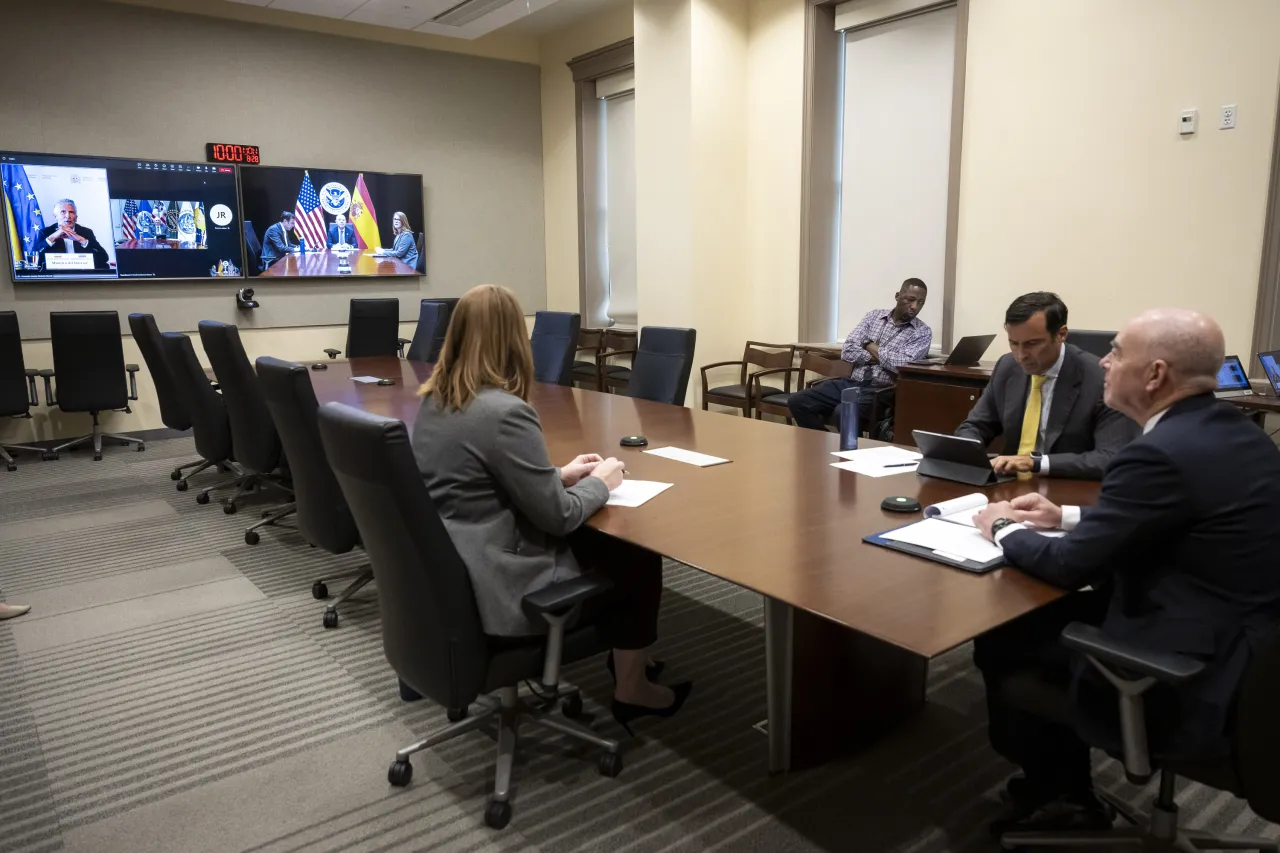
[2,151,244,281]
[239,165,424,278]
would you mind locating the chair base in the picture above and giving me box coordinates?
[313,567,375,629]
[1002,788,1279,852]
[388,684,620,829]
[217,472,293,514]
[172,457,212,489]
[50,412,144,461]
[0,441,43,471]
[243,502,296,545]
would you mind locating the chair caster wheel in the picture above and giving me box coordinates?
[93,453,103,461]
[42,451,58,461]
[261,509,271,518]
[136,444,145,452]
[196,492,210,505]
[245,530,260,545]
[223,502,237,515]
[562,694,584,720]
[387,760,413,787]
[176,480,189,491]
[447,707,468,723]
[312,581,328,600]
[170,470,182,481]
[323,610,338,629]
[484,800,512,830]
[598,752,623,778]
[5,463,15,472]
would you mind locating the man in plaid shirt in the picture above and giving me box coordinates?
[788,279,932,438]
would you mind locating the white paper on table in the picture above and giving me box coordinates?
[828,445,922,477]
[924,493,988,527]
[880,517,1005,563]
[351,376,382,384]
[605,480,674,508]
[643,446,731,467]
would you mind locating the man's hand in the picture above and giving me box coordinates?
[992,455,1036,475]
[865,341,880,362]
[974,500,1016,542]
[559,453,603,487]
[1009,492,1063,529]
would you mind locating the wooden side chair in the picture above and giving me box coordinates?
[571,329,605,389]
[598,329,639,394]
[751,352,854,424]
[699,341,795,417]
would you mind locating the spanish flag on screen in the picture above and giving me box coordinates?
[350,174,381,250]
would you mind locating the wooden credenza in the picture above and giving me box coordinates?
[894,363,995,446]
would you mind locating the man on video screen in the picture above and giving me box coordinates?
[36,199,110,269]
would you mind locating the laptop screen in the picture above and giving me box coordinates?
[1216,355,1251,392]
[1260,352,1280,393]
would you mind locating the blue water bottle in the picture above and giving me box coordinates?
[839,386,860,451]
[297,236,306,254]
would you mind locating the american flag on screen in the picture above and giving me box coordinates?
[293,171,327,250]
[121,198,139,240]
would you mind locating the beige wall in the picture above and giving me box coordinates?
[539,2,636,313]
[954,0,1280,354]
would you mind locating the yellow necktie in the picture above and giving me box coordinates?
[1016,374,1047,478]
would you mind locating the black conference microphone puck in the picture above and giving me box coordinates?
[377,378,395,386]
[311,363,328,371]
[620,435,648,447]
[882,496,922,513]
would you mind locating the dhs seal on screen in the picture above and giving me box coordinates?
[320,182,351,215]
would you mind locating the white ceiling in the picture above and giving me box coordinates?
[222,0,577,39]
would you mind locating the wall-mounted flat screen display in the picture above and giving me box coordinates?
[2,151,244,281]
[239,165,424,278]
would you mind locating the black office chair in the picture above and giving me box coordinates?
[623,326,697,405]
[42,311,143,461]
[257,357,374,628]
[1066,330,1116,360]
[999,623,1280,852]
[324,298,399,359]
[316,402,623,829]
[243,220,262,273]
[0,311,44,471]
[530,311,581,386]
[198,321,293,532]
[404,300,448,363]
[414,231,426,275]
[128,313,211,487]
[162,332,244,506]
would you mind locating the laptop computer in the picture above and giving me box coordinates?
[916,334,998,367]
[912,430,1014,486]
[1258,351,1280,396]
[1215,355,1253,399]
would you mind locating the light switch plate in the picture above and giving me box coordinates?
[1179,109,1198,135]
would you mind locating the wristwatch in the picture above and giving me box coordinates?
[1030,451,1043,474]
[990,518,1018,538]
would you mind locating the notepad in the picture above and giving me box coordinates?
[643,446,731,467]
[606,480,674,508]
[829,445,922,477]
[351,376,382,384]
[880,517,1005,563]
[924,493,988,527]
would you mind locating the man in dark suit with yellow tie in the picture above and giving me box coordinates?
[954,292,1137,480]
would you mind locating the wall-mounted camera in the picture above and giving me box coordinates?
[236,286,259,309]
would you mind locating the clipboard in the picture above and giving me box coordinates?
[863,530,1007,574]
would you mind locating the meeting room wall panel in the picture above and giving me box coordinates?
[0,0,546,337]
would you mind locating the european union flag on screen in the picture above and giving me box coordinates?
[2,163,45,262]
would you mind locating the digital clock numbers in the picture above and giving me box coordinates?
[205,143,261,165]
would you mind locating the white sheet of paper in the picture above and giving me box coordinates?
[880,517,1005,564]
[351,376,381,384]
[829,445,922,477]
[643,446,731,467]
[925,493,988,527]
[605,480,674,508]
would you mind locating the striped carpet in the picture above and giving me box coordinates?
[1,436,1276,853]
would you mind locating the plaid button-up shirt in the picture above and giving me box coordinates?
[840,310,933,388]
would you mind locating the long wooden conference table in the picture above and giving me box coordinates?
[309,357,1099,773]
[258,249,416,277]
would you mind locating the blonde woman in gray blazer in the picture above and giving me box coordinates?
[412,284,692,730]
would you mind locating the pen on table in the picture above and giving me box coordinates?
[884,462,919,468]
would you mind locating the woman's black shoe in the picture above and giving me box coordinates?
[611,681,693,736]
[605,651,665,684]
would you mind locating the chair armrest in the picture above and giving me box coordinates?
[125,363,140,401]
[24,369,40,406]
[601,348,637,364]
[396,338,411,358]
[522,575,615,618]
[323,348,341,359]
[700,360,746,396]
[38,369,56,407]
[751,366,800,398]
[1062,622,1206,685]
